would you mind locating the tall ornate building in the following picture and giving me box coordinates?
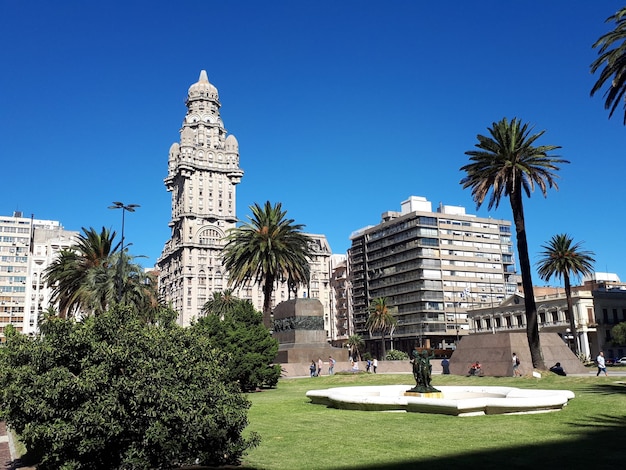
[157,71,244,326]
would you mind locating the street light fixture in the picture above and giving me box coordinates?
[108,201,140,302]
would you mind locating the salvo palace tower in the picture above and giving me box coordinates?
[157,71,244,326]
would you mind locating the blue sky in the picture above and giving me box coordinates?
[1,1,624,285]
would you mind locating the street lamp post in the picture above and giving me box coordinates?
[108,201,140,302]
[565,328,573,352]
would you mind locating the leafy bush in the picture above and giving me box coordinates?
[194,298,281,391]
[385,349,409,360]
[0,307,258,469]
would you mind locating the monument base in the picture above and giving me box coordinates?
[449,332,589,376]
[404,391,443,398]
[273,298,343,364]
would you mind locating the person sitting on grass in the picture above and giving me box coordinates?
[549,362,566,376]
[468,361,482,376]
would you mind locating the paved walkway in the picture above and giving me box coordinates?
[0,421,14,469]
[0,422,35,470]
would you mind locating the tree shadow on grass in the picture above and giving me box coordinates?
[578,381,626,396]
[332,413,626,470]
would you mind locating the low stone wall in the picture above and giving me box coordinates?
[278,360,443,378]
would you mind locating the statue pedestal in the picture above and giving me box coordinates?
[273,298,343,364]
[404,391,443,398]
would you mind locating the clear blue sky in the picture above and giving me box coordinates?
[1,1,624,285]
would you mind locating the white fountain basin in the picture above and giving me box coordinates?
[306,385,575,416]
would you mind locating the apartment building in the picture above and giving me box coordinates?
[348,196,516,356]
[0,212,77,340]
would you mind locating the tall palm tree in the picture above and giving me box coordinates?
[365,297,397,360]
[536,234,595,357]
[222,201,312,329]
[591,7,626,124]
[460,117,568,369]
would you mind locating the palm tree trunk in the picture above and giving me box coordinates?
[262,276,274,329]
[380,332,386,360]
[510,190,545,370]
[563,274,579,356]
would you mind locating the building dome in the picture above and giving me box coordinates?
[187,70,219,101]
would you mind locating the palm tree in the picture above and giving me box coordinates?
[222,201,312,329]
[590,7,626,124]
[202,289,239,318]
[536,234,595,357]
[365,297,397,360]
[347,334,365,362]
[45,227,118,317]
[44,226,156,317]
[460,117,568,369]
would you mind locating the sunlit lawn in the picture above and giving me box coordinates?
[241,372,625,470]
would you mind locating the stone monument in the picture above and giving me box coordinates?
[273,298,342,364]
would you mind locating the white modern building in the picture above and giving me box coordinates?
[0,212,77,340]
[348,196,516,356]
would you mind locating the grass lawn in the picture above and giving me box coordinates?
[241,372,625,470]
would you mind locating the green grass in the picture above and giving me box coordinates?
[241,373,626,470]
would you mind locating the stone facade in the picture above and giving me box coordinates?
[157,71,336,331]
[273,298,343,363]
[448,332,588,376]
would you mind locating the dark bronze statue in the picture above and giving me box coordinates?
[408,347,440,393]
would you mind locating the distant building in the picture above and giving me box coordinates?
[329,254,351,343]
[348,196,516,356]
[0,212,77,340]
[466,272,626,360]
[157,71,333,330]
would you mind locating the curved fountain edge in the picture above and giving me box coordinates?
[306,385,575,416]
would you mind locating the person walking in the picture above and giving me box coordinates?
[372,358,378,373]
[328,356,336,375]
[317,357,324,377]
[512,353,522,377]
[310,360,317,377]
[596,351,608,376]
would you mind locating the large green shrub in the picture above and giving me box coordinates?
[0,307,258,469]
[385,349,409,360]
[194,299,281,391]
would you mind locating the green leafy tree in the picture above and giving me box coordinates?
[222,201,313,328]
[461,117,568,369]
[197,294,281,390]
[365,297,397,360]
[611,322,626,346]
[536,234,595,356]
[44,227,157,317]
[0,307,258,469]
[347,334,365,362]
[591,7,626,124]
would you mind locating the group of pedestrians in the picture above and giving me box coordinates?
[307,351,614,378]
[365,358,378,373]
[310,356,337,377]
